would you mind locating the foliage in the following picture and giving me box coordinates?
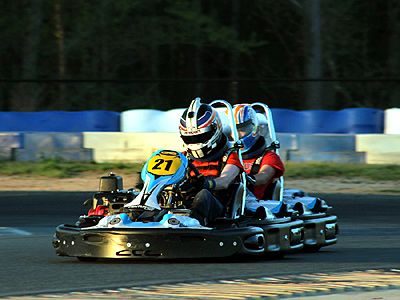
[0,0,399,111]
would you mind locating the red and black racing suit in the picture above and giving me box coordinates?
[187,150,243,225]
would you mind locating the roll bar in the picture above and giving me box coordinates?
[210,99,247,216]
[251,102,284,202]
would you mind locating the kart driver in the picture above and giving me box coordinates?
[233,104,285,200]
[179,98,244,226]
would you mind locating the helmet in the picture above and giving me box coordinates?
[233,104,260,152]
[179,98,224,159]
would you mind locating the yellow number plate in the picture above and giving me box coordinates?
[147,150,182,176]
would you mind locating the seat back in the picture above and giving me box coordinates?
[251,103,278,150]
[251,103,284,201]
[256,113,273,146]
[271,178,282,201]
[224,182,244,219]
[214,107,233,140]
[211,99,247,216]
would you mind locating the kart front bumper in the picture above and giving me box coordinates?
[53,225,266,260]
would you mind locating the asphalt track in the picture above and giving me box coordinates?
[0,191,399,298]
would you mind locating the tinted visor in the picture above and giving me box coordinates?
[236,119,254,137]
[181,130,215,144]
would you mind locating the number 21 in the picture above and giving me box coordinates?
[152,159,173,171]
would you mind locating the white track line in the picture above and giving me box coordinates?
[0,227,32,236]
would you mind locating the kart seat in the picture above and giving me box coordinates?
[262,178,282,201]
[224,182,244,219]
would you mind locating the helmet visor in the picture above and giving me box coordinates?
[181,129,215,145]
[236,120,254,138]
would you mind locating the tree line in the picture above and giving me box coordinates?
[0,0,399,111]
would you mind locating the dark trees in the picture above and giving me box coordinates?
[0,0,398,111]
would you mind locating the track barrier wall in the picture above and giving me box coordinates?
[0,107,399,164]
[268,108,384,134]
[0,110,120,132]
[0,133,22,160]
[384,108,400,134]
[83,132,184,163]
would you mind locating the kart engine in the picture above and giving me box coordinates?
[99,172,123,192]
[86,173,136,217]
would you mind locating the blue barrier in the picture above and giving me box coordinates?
[271,108,384,134]
[0,108,384,134]
[341,108,384,134]
[270,109,303,133]
[0,110,120,132]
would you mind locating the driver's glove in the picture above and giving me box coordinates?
[203,178,216,190]
[179,178,197,193]
[180,176,216,192]
[190,176,216,191]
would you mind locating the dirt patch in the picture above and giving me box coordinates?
[0,171,137,192]
[0,174,399,195]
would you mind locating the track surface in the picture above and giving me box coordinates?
[0,191,399,297]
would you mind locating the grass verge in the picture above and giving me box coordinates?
[284,162,400,181]
[0,159,143,178]
[0,159,399,181]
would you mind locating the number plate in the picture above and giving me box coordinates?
[147,150,182,176]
